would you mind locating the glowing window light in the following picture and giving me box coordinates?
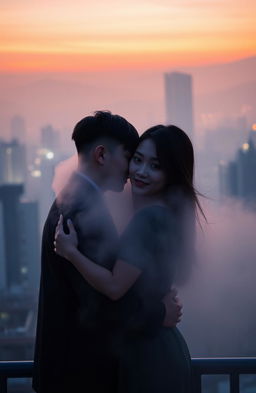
[46,151,54,160]
[21,267,28,274]
[242,143,249,152]
[31,170,42,178]
[252,124,256,131]
[0,312,9,320]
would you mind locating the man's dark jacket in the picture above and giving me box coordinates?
[33,172,165,393]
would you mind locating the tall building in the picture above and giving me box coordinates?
[0,140,27,185]
[219,126,256,203]
[10,115,26,143]
[164,72,194,139]
[0,184,24,289]
[236,139,256,199]
[0,185,40,292]
[27,147,57,229]
[0,202,6,291]
[219,161,238,197]
[41,124,60,152]
[19,201,40,292]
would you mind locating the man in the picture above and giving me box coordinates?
[33,111,182,393]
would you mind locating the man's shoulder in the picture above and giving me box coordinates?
[56,172,103,216]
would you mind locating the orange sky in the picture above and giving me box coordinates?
[1,0,256,72]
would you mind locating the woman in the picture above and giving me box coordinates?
[54,124,203,392]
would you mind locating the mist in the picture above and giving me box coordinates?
[0,56,255,144]
[1,55,256,368]
[179,198,256,357]
[85,182,256,357]
[65,165,256,358]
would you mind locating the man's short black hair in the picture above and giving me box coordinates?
[72,111,139,155]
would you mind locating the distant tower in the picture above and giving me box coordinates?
[0,202,7,291]
[10,115,26,143]
[41,125,60,152]
[0,140,27,185]
[219,124,256,203]
[164,72,194,139]
[19,201,40,292]
[0,184,24,289]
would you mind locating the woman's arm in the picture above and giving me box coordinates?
[54,216,141,300]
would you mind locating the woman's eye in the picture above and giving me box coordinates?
[133,156,141,163]
[151,163,161,170]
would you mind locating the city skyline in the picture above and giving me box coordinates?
[0,55,255,145]
[1,0,255,141]
[1,3,256,390]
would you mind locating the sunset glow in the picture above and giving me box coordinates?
[1,0,256,71]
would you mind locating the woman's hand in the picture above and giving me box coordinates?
[54,215,78,260]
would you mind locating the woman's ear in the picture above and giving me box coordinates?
[94,145,106,165]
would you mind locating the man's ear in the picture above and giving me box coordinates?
[93,145,107,165]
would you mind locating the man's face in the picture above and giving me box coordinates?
[105,144,131,192]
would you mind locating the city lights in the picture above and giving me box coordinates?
[46,151,54,160]
[242,143,250,151]
[31,170,42,178]
[20,267,28,274]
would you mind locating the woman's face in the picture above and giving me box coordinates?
[129,138,167,197]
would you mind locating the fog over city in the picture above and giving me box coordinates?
[0,56,255,144]
[0,55,256,393]
[180,198,256,357]
[1,0,256,390]
[54,56,256,357]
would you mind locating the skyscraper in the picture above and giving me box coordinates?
[0,202,6,291]
[10,115,26,143]
[41,124,60,152]
[0,184,24,289]
[164,72,194,139]
[219,126,256,203]
[0,185,40,292]
[0,140,27,185]
[19,201,40,292]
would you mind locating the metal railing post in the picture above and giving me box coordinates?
[191,373,201,393]
[230,373,239,393]
[0,376,7,393]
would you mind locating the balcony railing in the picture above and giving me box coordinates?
[192,358,256,393]
[0,358,256,393]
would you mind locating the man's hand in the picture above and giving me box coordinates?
[162,288,183,327]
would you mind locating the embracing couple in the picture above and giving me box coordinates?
[33,111,202,393]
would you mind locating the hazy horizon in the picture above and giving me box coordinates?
[1,2,256,380]
[0,55,255,145]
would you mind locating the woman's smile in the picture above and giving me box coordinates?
[132,178,149,188]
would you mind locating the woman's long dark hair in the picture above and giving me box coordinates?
[140,124,205,222]
[139,124,205,284]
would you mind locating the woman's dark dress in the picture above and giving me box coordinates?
[117,205,191,393]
